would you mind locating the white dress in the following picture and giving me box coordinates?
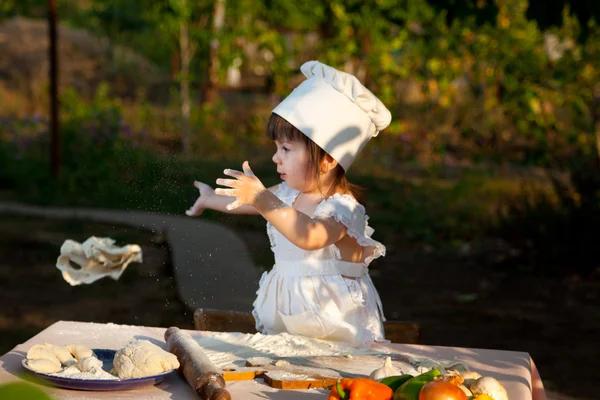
[252,182,387,346]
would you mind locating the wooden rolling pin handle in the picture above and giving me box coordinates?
[196,372,230,400]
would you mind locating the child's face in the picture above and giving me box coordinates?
[272,139,314,191]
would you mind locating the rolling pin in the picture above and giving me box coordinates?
[165,326,231,400]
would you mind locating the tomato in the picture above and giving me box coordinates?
[418,381,468,400]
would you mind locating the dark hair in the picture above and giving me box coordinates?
[266,113,363,201]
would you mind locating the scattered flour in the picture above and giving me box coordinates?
[193,331,380,369]
[50,365,118,380]
[192,331,460,377]
[266,371,316,381]
[198,332,373,356]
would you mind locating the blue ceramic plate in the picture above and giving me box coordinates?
[21,349,176,391]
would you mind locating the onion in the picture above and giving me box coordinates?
[419,381,469,400]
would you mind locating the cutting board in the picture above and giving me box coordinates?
[221,353,417,390]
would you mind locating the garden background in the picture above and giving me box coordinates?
[0,1,599,399]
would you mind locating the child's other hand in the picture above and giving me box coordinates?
[215,161,266,210]
[185,181,214,216]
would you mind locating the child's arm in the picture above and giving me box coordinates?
[215,162,347,250]
[186,180,279,216]
[254,191,347,250]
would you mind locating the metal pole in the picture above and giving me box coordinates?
[48,0,60,177]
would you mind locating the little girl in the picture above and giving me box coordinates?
[186,60,392,346]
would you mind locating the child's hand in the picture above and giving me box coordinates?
[185,181,215,216]
[215,161,266,210]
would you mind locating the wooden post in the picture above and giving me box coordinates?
[205,0,225,104]
[48,0,60,177]
[180,19,191,155]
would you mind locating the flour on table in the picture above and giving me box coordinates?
[50,365,118,380]
[192,331,465,377]
[194,331,376,366]
[266,371,318,381]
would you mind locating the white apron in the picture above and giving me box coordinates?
[252,182,387,346]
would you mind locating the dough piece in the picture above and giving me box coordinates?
[56,237,143,286]
[49,345,76,366]
[66,344,94,360]
[113,339,179,379]
[26,344,61,368]
[75,356,103,373]
[27,358,62,374]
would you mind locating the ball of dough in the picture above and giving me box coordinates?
[66,344,94,360]
[27,358,62,374]
[26,344,61,368]
[49,345,76,366]
[75,356,103,373]
[113,339,179,379]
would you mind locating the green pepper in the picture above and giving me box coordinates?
[380,374,414,392]
[393,369,441,400]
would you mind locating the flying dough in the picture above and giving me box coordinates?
[56,237,142,285]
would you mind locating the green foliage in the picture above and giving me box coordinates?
[0,114,49,187]
[3,1,594,169]
[379,0,598,168]
[0,0,46,20]
[0,382,52,400]
[1,85,149,206]
[492,157,600,277]
[260,0,326,31]
[1,0,599,277]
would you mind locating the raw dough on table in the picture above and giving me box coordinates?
[26,344,61,368]
[66,344,94,360]
[26,343,95,374]
[27,358,62,374]
[112,339,179,379]
[75,356,103,373]
[49,344,76,366]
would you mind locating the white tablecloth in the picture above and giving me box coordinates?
[0,321,542,399]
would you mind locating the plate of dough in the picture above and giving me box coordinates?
[21,339,180,391]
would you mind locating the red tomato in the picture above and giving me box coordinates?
[419,381,468,400]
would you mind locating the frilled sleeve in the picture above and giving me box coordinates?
[273,182,299,205]
[267,182,299,250]
[313,194,386,266]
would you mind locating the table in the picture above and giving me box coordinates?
[0,321,546,399]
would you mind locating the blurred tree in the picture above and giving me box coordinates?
[173,0,194,155]
[207,0,226,103]
[0,0,597,165]
[426,0,600,39]
[0,0,46,19]
[86,0,150,65]
[526,0,599,39]
[428,0,498,26]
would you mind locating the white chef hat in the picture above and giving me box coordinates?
[272,60,392,171]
